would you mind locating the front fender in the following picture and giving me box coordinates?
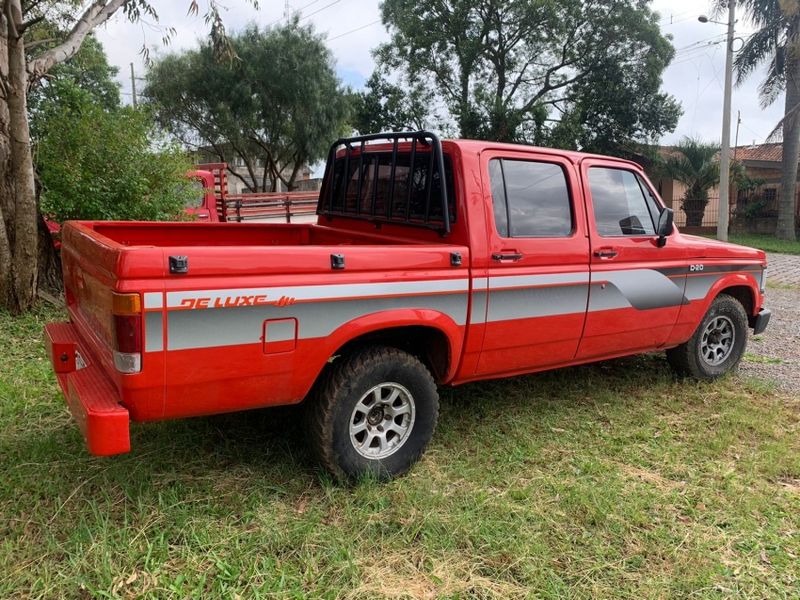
[702,271,762,316]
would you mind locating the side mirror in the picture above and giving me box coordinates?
[656,207,674,248]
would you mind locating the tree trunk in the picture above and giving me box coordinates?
[682,192,708,228]
[0,11,14,308]
[6,0,38,311]
[778,21,800,241]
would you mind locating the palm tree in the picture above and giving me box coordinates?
[661,138,721,227]
[726,0,799,241]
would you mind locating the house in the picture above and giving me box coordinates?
[194,146,320,194]
[647,142,800,234]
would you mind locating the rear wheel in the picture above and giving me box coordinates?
[306,346,439,481]
[666,293,748,380]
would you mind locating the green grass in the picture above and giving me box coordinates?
[744,352,784,365]
[727,233,800,255]
[2,305,799,598]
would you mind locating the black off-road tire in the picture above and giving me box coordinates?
[666,293,749,380]
[306,345,439,481]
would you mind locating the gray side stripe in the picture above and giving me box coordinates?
[144,292,163,309]
[487,285,589,321]
[167,293,468,351]
[145,312,163,352]
[685,274,724,301]
[489,272,590,290]
[593,269,686,310]
[166,278,469,308]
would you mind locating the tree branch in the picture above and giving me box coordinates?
[18,13,42,33]
[27,0,129,78]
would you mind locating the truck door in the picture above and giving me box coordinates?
[475,150,590,376]
[577,158,688,360]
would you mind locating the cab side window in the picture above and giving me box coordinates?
[589,167,656,237]
[489,158,573,238]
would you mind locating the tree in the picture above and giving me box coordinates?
[145,20,350,192]
[660,138,720,228]
[725,0,798,241]
[37,81,193,222]
[352,72,440,134]
[28,33,121,139]
[0,1,248,314]
[376,0,681,150]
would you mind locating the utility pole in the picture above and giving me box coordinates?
[717,0,736,241]
[130,62,138,109]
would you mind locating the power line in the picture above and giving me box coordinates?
[660,14,699,28]
[674,33,726,53]
[658,9,696,25]
[299,0,342,22]
[328,19,381,41]
[266,0,326,27]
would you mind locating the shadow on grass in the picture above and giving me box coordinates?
[4,353,685,499]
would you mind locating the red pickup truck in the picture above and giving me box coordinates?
[45,131,770,480]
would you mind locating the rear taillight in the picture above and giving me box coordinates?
[111,293,142,374]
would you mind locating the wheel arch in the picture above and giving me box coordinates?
[306,309,464,394]
[706,273,761,317]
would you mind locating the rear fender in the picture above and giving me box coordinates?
[302,309,464,396]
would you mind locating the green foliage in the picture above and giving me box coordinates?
[375,0,681,151]
[27,33,121,137]
[37,81,194,222]
[145,19,350,191]
[721,0,796,107]
[353,72,440,134]
[2,305,799,597]
[659,138,720,227]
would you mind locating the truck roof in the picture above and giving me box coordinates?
[446,139,644,170]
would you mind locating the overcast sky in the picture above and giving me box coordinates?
[93,0,783,149]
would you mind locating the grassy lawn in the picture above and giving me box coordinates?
[1,305,799,598]
[727,233,800,256]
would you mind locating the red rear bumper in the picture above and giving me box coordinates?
[44,322,130,456]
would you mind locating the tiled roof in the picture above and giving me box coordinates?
[732,143,783,162]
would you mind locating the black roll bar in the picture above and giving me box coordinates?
[317,130,451,234]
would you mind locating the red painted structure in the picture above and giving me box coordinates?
[45,137,768,457]
[188,163,318,223]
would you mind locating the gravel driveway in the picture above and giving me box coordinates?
[738,285,800,395]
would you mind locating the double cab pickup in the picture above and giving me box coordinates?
[45,131,771,479]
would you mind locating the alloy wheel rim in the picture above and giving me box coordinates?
[700,315,735,366]
[349,382,416,459]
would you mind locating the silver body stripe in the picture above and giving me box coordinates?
[148,266,758,352]
[472,277,489,291]
[166,293,468,351]
[166,278,469,308]
[487,284,589,321]
[144,292,163,309]
[489,272,590,290]
[145,312,163,352]
[470,291,488,323]
[591,269,686,310]
[685,274,724,301]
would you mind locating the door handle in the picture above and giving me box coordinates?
[593,248,618,259]
[491,252,523,262]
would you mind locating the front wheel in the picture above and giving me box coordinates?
[666,293,749,380]
[306,346,439,481]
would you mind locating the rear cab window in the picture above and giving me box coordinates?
[326,150,456,227]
